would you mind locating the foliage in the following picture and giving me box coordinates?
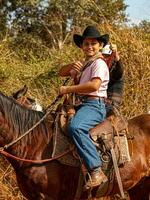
[0,0,127,49]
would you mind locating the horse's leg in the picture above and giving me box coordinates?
[128,185,150,200]
[17,175,59,200]
[16,161,62,200]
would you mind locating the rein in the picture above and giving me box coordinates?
[0,146,74,164]
[0,78,71,163]
[3,109,51,150]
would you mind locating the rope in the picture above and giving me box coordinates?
[0,147,74,164]
[3,110,50,150]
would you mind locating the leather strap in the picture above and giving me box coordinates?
[110,148,125,199]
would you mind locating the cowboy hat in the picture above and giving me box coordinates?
[73,26,109,48]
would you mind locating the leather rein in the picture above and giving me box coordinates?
[0,78,73,164]
[0,147,74,164]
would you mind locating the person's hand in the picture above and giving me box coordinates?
[110,44,117,53]
[110,43,120,61]
[105,98,112,105]
[72,61,83,73]
[70,61,83,79]
[59,86,68,95]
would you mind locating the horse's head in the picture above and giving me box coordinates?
[12,85,43,111]
[0,91,45,149]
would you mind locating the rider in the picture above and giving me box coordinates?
[59,26,109,189]
[101,43,124,115]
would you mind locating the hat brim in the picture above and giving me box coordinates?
[73,34,109,48]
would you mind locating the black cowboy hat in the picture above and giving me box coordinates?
[73,26,109,48]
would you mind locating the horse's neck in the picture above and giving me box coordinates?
[0,94,53,167]
[6,115,53,168]
[5,130,53,170]
[0,120,14,148]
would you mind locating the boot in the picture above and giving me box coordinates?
[84,168,108,190]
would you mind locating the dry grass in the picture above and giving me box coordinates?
[0,25,149,199]
[0,158,25,200]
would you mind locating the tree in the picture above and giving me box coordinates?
[0,0,128,49]
[0,0,10,39]
[38,0,128,48]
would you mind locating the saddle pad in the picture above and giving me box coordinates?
[52,125,80,167]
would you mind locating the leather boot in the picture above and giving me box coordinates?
[84,168,108,190]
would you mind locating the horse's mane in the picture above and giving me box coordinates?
[0,92,49,143]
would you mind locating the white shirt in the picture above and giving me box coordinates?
[79,58,109,98]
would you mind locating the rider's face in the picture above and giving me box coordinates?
[81,38,102,58]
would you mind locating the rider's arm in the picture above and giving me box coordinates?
[111,60,124,80]
[59,78,101,94]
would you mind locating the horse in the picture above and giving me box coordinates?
[0,91,149,200]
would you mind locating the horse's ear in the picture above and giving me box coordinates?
[12,85,28,99]
[22,85,28,95]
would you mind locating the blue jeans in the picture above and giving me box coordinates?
[68,99,106,171]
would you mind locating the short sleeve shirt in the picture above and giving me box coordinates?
[79,58,109,98]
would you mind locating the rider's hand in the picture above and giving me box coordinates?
[70,61,83,80]
[59,86,68,95]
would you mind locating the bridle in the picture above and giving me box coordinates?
[0,78,73,164]
[16,96,33,109]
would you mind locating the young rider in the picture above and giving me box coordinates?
[59,26,109,189]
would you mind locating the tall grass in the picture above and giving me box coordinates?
[0,25,149,199]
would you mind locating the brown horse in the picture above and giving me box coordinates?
[0,91,150,200]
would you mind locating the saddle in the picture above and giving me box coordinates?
[90,114,131,165]
[53,104,131,167]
